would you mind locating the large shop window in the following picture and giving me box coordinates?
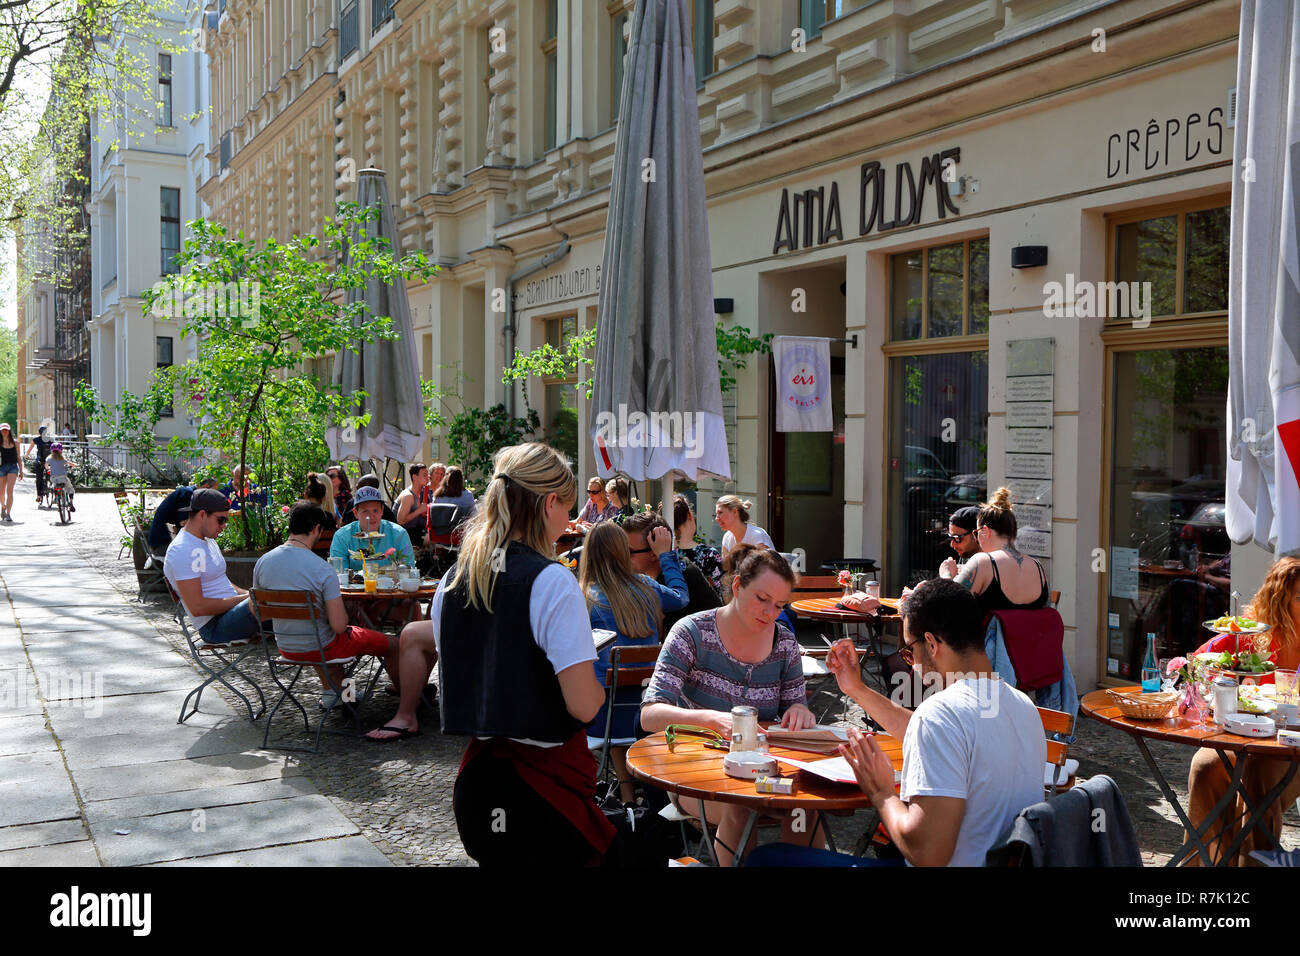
[543,315,580,471]
[886,352,989,590]
[1105,346,1228,679]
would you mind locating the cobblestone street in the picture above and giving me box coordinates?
[7,486,1297,866]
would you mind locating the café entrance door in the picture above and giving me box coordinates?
[770,356,845,572]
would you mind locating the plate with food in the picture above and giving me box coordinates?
[1194,650,1276,677]
[1237,683,1278,716]
[1203,615,1271,635]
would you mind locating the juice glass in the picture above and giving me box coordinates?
[363,566,378,593]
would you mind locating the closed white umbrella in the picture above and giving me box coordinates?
[326,169,425,464]
[590,0,731,519]
[1226,1,1300,557]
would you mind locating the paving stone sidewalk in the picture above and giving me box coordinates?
[4,484,1296,866]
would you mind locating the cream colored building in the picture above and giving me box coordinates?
[203,0,1259,690]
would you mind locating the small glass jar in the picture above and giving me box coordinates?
[730,705,758,752]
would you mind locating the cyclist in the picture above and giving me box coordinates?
[26,425,53,504]
[46,443,76,513]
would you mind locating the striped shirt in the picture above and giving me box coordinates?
[642,609,804,722]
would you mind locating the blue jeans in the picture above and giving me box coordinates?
[0,464,17,477]
[198,599,261,645]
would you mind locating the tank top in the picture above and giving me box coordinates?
[0,442,17,467]
[976,553,1049,616]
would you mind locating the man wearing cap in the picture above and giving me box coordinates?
[330,485,414,571]
[163,489,261,644]
[939,506,982,580]
[24,425,53,504]
[148,477,220,553]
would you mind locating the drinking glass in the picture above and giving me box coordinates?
[363,566,378,594]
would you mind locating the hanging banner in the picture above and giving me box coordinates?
[773,336,833,432]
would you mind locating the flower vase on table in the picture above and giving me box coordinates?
[838,569,854,599]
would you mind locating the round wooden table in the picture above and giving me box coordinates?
[340,584,438,630]
[1079,687,1300,866]
[626,730,901,864]
[790,597,897,691]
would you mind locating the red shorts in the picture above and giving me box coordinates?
[281,625,390,662]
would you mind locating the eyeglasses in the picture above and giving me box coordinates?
[665,724,729,752]
[899,635,924,668]
[948,531,972,542]
[588,489,602,496]
[629,546,652,555]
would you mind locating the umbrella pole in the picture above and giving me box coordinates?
[662,475,674,530]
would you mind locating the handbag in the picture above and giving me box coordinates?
[595,780,678,867]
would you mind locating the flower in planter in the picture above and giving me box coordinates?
[281,505,290,514]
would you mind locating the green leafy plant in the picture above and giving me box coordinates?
[74,371,185,505]
[148,205,437,541]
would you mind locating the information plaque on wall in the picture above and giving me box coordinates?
[1006,338,1053,558]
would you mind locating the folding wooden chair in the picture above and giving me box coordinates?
[248,588,384,753]
[168,581,266,725]
[1039,705,1077,797]
[591,644,661,786]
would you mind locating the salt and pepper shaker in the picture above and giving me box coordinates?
[1212,674,1238,726]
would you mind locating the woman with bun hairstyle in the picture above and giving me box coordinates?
[641,544,816,865]
[434,442,614,866]
[714,494,774,556]
[303,473,338,530]
[953,487,1049,616]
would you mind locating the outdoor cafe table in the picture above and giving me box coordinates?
[340,584,438,631]
[1079,687,1300,866]
[626,730,902,865]
[789,597,897,691]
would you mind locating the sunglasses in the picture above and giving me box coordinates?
[899,635,924,668]
[948,531,972,542]
[588,489,602,495]
[665,724,729,752]
[629,546,652,555]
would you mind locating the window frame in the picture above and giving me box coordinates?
[156,335,175,418]
[884,236,991,346]
[690,0,715,85]
[157,53,173,127]
[543,0,559,152]
[609,1,628,124]
[1105,194,1231,327]
[160,187,181,276]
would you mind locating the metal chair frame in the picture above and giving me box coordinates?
[593,643,661,785]
[249,588,384,753]
[169,582,267,725]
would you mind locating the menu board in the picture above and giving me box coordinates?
[1006,339,1053,559]
[1110,546,1140,600]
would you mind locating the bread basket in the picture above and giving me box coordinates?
[1108,689,1178,720]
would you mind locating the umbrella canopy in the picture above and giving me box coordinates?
[326,168,425,464]
[1226,1,1300,557]
[590,0,730,485]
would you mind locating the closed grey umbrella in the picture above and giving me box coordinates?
[326,168,425,464]
[1226,1,1300,556]
[590,0,730,493]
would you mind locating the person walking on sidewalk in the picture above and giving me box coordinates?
[163,489,262,645]
[0,424,23,522]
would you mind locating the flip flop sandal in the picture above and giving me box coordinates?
[367,725,420,743]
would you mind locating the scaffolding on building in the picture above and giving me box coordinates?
[47,124,92,439]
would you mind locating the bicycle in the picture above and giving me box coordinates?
[50,476,71,525]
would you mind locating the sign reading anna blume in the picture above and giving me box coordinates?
[772,147,961,254]
[1005,338,1054,559]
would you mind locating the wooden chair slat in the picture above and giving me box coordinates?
[1038,706,1073,736]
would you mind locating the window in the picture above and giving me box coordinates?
[799,0,845,40]
[543,0,558,151]
[690,0,714,83]
[156,336,174,417]
[157,54,173,126]
[888,238,990,340]
[160,187,181,275]
[543,315,579,469]
[1104,345,1228,679]
[371,0,393,34]
[1111,202,1229,320]
[610,3,628,123]
[339,0,359,59]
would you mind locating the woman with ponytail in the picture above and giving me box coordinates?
[369,443,613,865]
[953,486,1050,616]
[714,494,774,556]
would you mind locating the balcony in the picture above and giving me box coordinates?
[340,2,359,59]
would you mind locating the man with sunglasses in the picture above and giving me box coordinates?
[163,489,261,645]
[827,579,1045,866]
[938,506,981,579]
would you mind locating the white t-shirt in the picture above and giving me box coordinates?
[899,676,1046,867]
[431,561,597,747]
[721,523,775,554]
[163,529,240,630]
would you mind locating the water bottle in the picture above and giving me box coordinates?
[1141,633,1161,692]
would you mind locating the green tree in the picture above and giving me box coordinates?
[0,326,16,426]
[150,205,437,538]
[74,369,181,503]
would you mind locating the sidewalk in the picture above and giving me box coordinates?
[0,482,391,866]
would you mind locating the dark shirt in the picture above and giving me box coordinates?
[662,557,722,634]
[975,556,1049,618]
[148,486,194,551]
[33,436,52,460]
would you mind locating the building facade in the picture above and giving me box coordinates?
[202,0,1256,689]
[88,0,211,446]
